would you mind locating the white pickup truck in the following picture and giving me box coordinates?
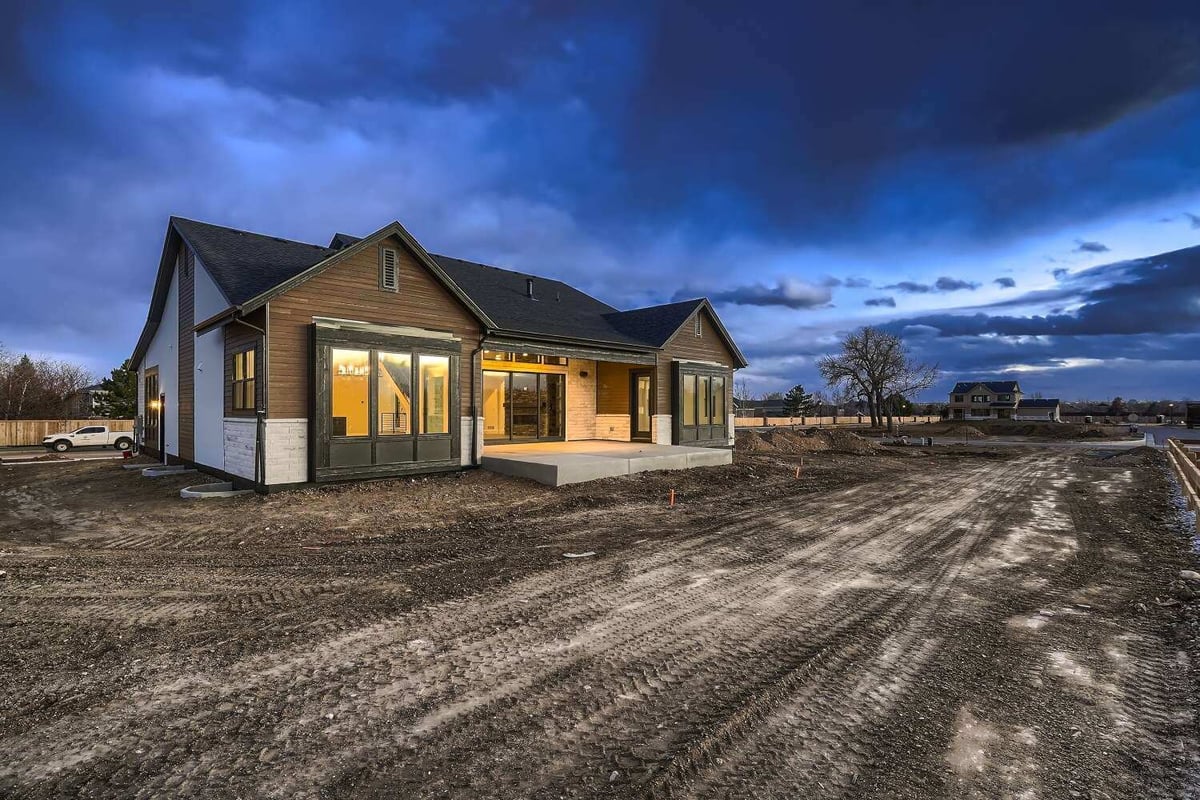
[42,425,135,453]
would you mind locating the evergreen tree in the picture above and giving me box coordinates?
[95,359,138,418]
[782,384,815,416]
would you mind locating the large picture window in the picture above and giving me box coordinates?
[377,352,412,435]
[420,355,450,434]
[314,325,460,480]
[330,348,369,436]
[674,362,730,446]
[232,348,256,411]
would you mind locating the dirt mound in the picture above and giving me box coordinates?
[734,430,777,452]
[1104,446,1163,466]
[945,425,988,439]
[764,429,831,453]
[812,428,880,454]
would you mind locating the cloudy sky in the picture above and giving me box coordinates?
[3,1,1199,401]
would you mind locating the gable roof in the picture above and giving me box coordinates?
[173,217,335,306]
[132,217,749,369]
[604,299,704,346]
[950,380,1020,395]
[430,255,648,348]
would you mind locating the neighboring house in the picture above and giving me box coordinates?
[947,380,1022,420]
[1013,398,1062,422]
[70,383,108,417]
[130,217,747,490]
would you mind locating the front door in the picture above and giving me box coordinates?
[631,370,652,441]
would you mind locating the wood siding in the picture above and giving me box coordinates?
[177,247,196,461]
[267,235,483,420]
[224,308,265,417]
[655,306,735,415]
[596,361,633,415]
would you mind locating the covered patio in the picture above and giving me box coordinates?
[481,439,732,487]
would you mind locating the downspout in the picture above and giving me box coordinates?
[469,334,489,467]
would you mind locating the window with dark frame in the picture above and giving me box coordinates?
[232,348,256,411]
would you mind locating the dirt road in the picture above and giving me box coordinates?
[1,447,1197,798]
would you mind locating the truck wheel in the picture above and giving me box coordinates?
[114,438,133,451]
[52,440,72,453]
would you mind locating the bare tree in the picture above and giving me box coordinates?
[818,326,939,429]
[0,344,94,419]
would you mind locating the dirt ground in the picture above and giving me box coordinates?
[1,444,1198,799]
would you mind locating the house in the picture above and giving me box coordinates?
[947,380,1022,419]
[71,383,108,417]
[130,217,747,490]
[1013,398,1062,422]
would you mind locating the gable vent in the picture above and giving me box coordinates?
[380,248,399,291]
[694,315,702,337]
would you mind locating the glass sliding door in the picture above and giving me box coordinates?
[539,374,565,439]
[482,371,509,440]
[483,370,567,443]
[510,373,539,439]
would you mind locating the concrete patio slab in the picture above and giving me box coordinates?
[481,440,732,487]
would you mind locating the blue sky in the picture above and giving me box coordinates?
[2,1,1199,401]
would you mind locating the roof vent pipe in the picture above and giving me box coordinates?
[526,278,534,298]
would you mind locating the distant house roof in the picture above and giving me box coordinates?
[950,380,1020,394]
[1017,398,1061,408]
[132,218,748,368]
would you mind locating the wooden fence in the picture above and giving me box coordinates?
[0,419,135,447]
[1166,438,1200,531]
[734,415,943,428]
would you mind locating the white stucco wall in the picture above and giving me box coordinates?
[652,414,672,445]
[192,255,228,322]
[193,328,225,469]
[461,416,484,465]
[140,267,180,456]
[192,259,230,471]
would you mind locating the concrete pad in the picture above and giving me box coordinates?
[481,440,732,487]
[180,481,255,499]
[142,466,196,477]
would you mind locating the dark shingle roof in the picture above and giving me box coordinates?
[173,217,335,305]
[950,380,1019,394]
[430,255,652,347]
[604,299,705,347]
[136,217,746,366]
[1018,398,1060,408]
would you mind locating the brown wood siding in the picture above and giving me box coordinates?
[267,235,483,420]
[224,308,265,417]
[655,306,735,415]
[177,247,195,461]
[596,361,633,415]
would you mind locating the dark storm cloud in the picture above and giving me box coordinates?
[622,1,1200,240]
[843,277,871,288]
[883,245,1200,338]
[1053,268,1071,280]
[683,280,832,310]
[864,297,896,308]
[994,277,1017,288]
[887,282,933,294]
[1187,212,1200,228]
[886,277,980,294]
[1074,239,1111,254]
[934,277,980,292]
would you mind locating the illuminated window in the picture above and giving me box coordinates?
[232,348,255,411]
[377,352,412,435]
[420,355,450,434]
[330,348,370,436]
[682,374,697,425]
